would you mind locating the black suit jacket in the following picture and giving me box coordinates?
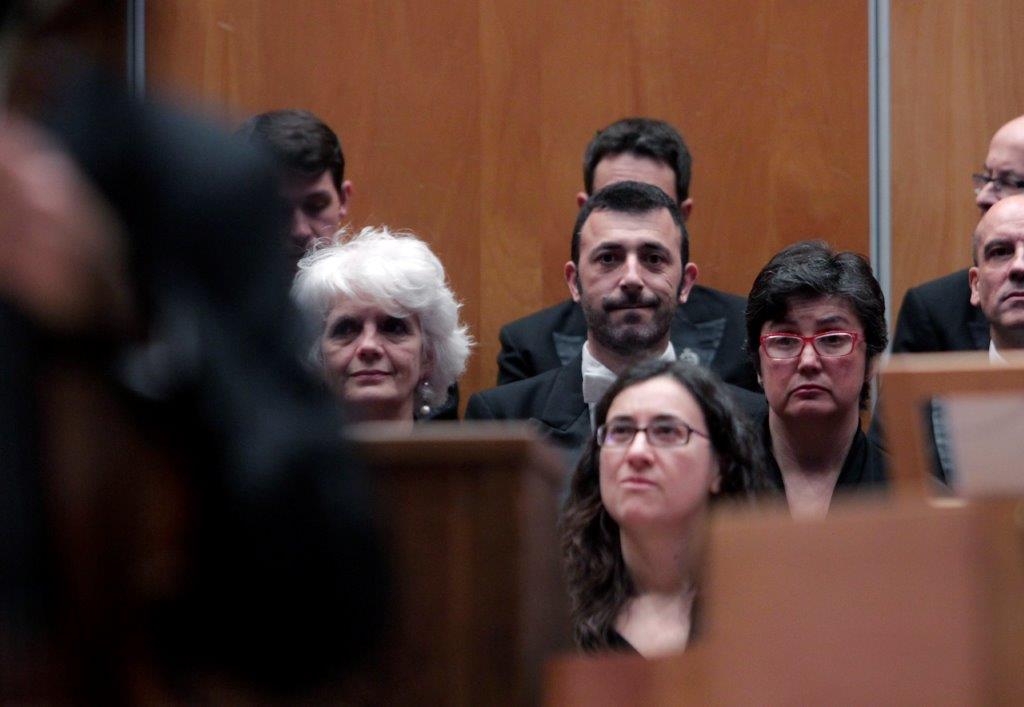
[466,353,767,453]
[497,285,759,392]
[891,269,989,352]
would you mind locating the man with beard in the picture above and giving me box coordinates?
[466,181,764,452]
[496,117,757,392]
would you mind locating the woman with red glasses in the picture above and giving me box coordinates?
[745,241,889,519]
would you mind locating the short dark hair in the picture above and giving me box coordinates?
[237,110,345,191]
[560,358,766,652]
[583,118,692,203]
[745,241,888,406]
[571,181,688,266]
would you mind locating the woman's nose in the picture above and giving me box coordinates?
[355,327,383,357]
[624,429,654,468]
[796,340,823,371]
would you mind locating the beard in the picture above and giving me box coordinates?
[580,287,675,358]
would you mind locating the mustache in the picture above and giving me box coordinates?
[602,292,661,311]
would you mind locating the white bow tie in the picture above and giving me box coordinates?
[582,369,619,405]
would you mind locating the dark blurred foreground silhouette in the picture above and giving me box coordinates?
[0,2,385,701]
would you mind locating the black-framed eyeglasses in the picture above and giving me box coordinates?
[972,172,1024,196]
[596,416,708,448]
[760,331,860,359]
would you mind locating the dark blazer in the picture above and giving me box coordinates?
[891,269,989,353]
[497,285,759,392]
[466,353,767,453]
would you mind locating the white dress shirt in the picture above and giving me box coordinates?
[580,340,677,424]
[989,340,1009,365]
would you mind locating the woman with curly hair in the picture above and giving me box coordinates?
[292,226,472,427]
[561,358,765,656]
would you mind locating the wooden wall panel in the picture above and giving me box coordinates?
[527,2,869,300]
[148,0,486,391]
[148,1,868,398]
[891,0,1024,326]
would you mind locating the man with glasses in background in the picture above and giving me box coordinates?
[892,115,1024,353]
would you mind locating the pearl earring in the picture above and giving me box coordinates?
[417,380,433,418]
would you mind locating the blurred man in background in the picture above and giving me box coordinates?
[238,109,352,262]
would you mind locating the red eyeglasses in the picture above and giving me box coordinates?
[759,331,860,359]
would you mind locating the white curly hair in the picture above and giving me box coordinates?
[291,226,472,407]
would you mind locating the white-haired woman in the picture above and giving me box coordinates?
[292,227,472,429]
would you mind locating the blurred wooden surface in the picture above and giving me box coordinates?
[26,373,569,703]
[546,497,1024,704]
[352,423,571,706]
[890,0,1024,323]
[146,0,869,397]
[880,351,1024,497]
[545,652,658,707]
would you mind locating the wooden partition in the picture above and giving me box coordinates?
[351,422,572,705]
[546,497,1024,704]
[146,1,870,398]
[879,351,1024,497]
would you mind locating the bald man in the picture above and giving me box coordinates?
[969,194,1024,357]
[891,115,1024,353]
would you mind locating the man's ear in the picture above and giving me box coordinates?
[565,260,582,302]
[679,262,699,304]
[576,190,589,208]
[969,266,980,307]
[338,180,353,217]
[680,197,693,221]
